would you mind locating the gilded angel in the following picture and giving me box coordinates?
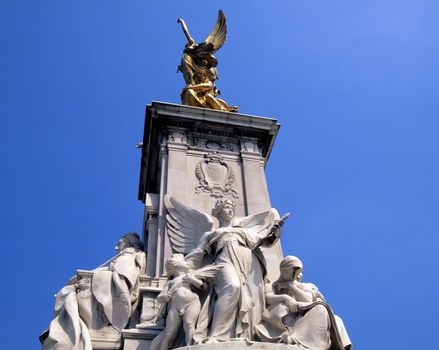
[177,10,238,112]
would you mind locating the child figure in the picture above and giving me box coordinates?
[150,254,219,350]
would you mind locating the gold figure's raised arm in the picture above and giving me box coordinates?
[177,18,196,46]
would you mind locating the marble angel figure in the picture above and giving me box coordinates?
[149,254,223,350]
[165,196,285,343]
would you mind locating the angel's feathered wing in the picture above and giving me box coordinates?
[192,263,224,280]
[165,195,215,254]
[233,210,275,242]
[204,10,227,52]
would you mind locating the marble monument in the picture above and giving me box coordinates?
[41,10,352,350]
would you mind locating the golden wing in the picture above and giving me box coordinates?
[204,10,227,52]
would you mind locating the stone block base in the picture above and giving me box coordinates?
[120,337,302,350]
[122,328,161,350]
[178,342,301,350]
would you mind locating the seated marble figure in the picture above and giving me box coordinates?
[256,256,352,350]
[41,232,146,350]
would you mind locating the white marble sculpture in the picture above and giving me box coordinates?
[41,233,146,350]
[149,254,223,350]
[255,256,352,350]
[164,195,284,343]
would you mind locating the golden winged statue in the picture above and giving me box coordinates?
[177,10,238,112]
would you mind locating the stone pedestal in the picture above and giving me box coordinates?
[124,102,282,350]
[138,101,282,280]
[122,329,161,350]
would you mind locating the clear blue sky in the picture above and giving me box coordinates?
[1,1,438,349]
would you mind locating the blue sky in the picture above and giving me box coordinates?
[1,1,439,349]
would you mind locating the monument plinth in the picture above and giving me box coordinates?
[134,103,286,347]
[138,101,282,279]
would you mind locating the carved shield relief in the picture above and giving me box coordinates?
[194,152,238,199]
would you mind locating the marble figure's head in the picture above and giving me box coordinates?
[116,232,144,253]
[75,276,91,292]
[211,198,236,221]
[280,255,303,281]
[165,253,189,277]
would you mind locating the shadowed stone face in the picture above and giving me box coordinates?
[220,203,235,221]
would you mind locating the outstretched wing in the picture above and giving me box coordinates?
[165,195,215,254]
[204,10,227,52]
[233,210,275,237]
[192,263,224,280]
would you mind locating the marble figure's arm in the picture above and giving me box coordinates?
[157,283,171,303]
[183,274,204,289]
[196,230,215,251]
[266,291,300,313]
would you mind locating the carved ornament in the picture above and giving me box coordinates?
[194,152,238,198]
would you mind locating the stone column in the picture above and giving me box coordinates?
[240,138,271,214]
[144,193,159,277]
[240,137,282,280]
[160,128,188,275]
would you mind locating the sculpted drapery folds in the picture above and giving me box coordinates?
[177,11,238,112]
[41,233,146,350]
[164,196,282,343]
[255,256,352,350]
